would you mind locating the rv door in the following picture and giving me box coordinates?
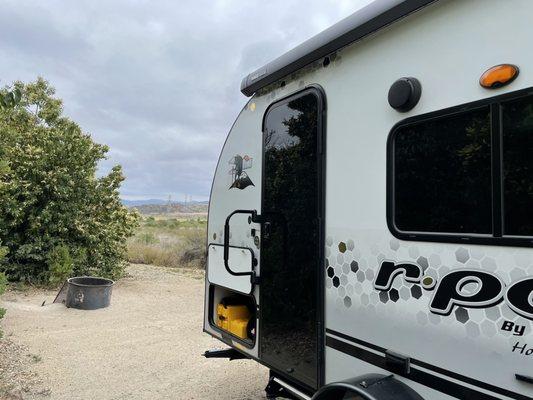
[259,88,325,390]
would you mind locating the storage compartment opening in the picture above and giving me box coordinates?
[209,285,256,346]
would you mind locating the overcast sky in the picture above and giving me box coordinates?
[0,0,372,201]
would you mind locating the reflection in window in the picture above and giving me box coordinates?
[393,107,492,234]
[261,93,319,388]
[264,108,302,150]
[503,96,533,236]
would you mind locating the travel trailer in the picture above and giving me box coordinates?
[203,0,533,398]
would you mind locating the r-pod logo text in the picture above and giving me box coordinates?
[374,261,533,321]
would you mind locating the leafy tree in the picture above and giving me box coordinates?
[0,78,138,283]
[0,246,7,337]
[0,87,21,335]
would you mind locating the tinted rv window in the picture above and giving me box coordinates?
[502,96,533,236]
[389,89,533,246]
[393,107,492,234]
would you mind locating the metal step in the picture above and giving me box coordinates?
[270,377,311,400]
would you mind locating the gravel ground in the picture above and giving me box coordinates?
[0,337,51,399]
[0,264,268,399]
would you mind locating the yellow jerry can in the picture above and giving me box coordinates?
[216,302,251,340]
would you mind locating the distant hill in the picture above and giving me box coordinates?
[122,199,168,207]
[122,199,209,215]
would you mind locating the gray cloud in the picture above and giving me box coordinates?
[0,0,371,201]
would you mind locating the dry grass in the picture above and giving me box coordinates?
[127,216,207,269]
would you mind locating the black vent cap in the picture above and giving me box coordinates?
[388,77,422,112]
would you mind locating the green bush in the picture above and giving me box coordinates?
[136,232,159,246]
[0,272,6,303]
[144,217,157,227]
[179,229,206,268]
[0,78,139,283]
[127,222,206,269]
[0,246,7,337]
[47,244,74,285]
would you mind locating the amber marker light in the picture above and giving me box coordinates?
[480,64,519,89]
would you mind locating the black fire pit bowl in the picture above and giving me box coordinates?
[66,277,114,310]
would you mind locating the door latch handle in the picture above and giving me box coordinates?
[263,221,271,239]
[247,211,265,224]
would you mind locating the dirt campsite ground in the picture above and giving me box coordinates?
[0,264,268,400]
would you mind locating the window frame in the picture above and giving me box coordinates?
[387,86,533,248]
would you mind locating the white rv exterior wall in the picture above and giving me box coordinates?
[320,0,533,398]
[204,100,264,358]
[206,0,533,398]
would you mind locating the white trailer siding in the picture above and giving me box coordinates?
[205,0,533,398]
[320,2,532,398]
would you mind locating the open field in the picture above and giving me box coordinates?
[127,214,207,270]
[0,264,268,400]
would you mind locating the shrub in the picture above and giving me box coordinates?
[0,78,139,283]
[136,233,159,246]
[0,272,6,311]
[47,244,74,286]
[127,223,206,269]
[0,246,7,337]
[180,229,207,268]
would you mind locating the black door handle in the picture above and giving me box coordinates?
[263,221,272,239]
